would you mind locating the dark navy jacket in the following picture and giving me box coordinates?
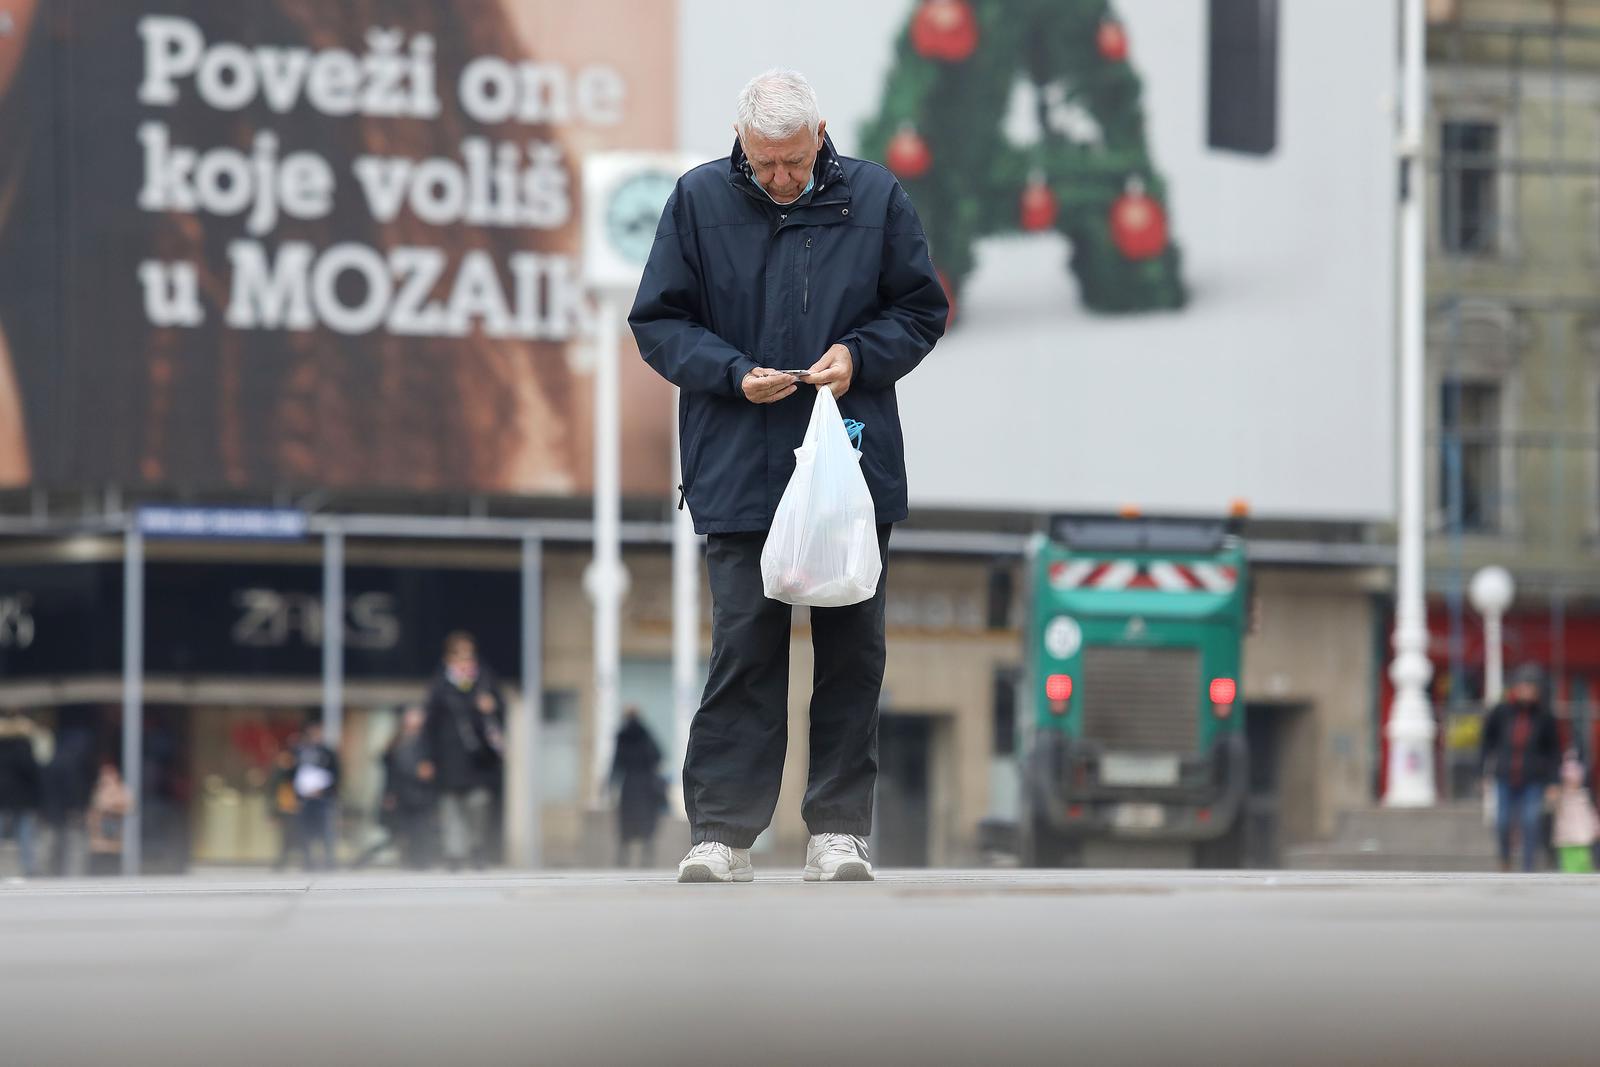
[628,136,948,534]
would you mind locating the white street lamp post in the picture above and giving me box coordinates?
[581,153,694,811]
[1469,565,1515,707]
[1385,0,1437,807]
[586,294,627,807]
[670,393,700,820]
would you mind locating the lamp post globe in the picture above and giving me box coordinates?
[1469,565,1514,617]
[1469,565,1514,708]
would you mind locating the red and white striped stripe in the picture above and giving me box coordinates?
[1049,559,1238,593]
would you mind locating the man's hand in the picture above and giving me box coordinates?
[807,344,854,399]
[741,368,797,404]
[476,692,496,714]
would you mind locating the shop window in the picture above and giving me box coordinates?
[1440,120,1499,255]
[1439,379,1502,533]
[992,667,1018,756]
[986,564,1014,630]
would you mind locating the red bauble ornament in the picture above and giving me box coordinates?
[1109,179,1168,260]
[1020,176,1058,231]
[911,0,979,62]
[1096,19,1128,62]
[886,125,932,179]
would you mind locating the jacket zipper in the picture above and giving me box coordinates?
[676,484,686,510]
[803,237,812,313]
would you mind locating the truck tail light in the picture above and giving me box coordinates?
[1046,674,1073,709]
[1210,677,1237,718]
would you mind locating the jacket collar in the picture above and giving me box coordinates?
[728,131,850,206]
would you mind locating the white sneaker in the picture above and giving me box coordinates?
[804,833,875,882]
[677,841,754,883]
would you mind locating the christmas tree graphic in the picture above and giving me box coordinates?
[862,0,1187,320]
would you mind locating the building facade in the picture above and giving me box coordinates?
[1423,0,1600,793]
[0,522,1388,870]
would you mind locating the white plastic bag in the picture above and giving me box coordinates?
[761,387,882,607]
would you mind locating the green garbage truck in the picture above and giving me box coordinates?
[1021,515,1250,867]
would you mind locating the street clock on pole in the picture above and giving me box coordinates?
[582,153,693,291]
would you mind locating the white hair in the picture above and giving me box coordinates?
[735,68,820,141]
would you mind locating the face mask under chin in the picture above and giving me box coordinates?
[750,171,814,205]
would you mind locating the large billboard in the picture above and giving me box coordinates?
[0,0,677,496]
[681,0,1397,520]
[2,0,1396,520]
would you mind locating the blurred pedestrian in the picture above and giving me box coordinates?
[0,708,40,877]
[356,707,435,870]
[1480,665,1561,872]
[422,632,505,871]
[1551,749,1599,874]
[630,69,945,884]
[389,706,438,870]
[610,708,665,868]
[86,762,130,877]
[268,740,303,871]
[40,716,95,877]
[293,719,340,871]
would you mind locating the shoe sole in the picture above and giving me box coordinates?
[803,862,875,882]
[677,863,754,883]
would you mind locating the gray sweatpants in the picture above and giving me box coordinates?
[439,788,492,866]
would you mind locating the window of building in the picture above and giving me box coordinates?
[1440,120,1499,255]
[991,667,1018,756]
[1439,379,1502,533]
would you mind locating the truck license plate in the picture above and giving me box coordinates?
[1100,753,1181,787]
[1112,803,1166,831]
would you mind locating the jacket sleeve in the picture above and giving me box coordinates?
[481,670,507,755]
[837,183,949,391]
[485,670,507,720]
[421,680,445,764]
[628,188,758,398]
[1479,705,1502,777]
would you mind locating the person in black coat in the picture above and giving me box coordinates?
[421,631,505,870]
[628,69,946,883]
[610,708,665,867]
[40,715,95,877]
[0,709,41,876]
[1481,664,1562,872]
[361,705,435,870]
[292,719,340,871]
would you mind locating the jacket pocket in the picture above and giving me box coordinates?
[679,393,713,490]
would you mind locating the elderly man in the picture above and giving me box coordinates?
[630,69,947,883]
